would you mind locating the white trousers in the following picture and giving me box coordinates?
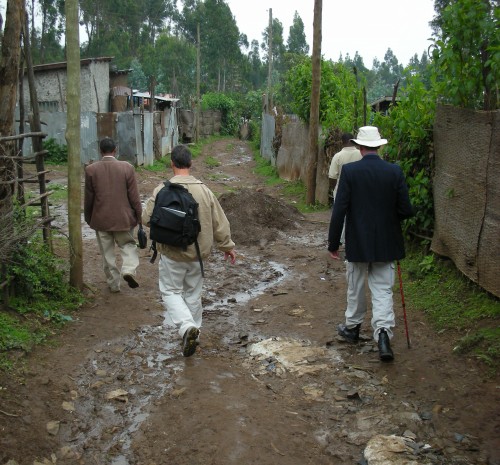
[344,261,396,341]
[95,229,139,291]
[158,255,203,338]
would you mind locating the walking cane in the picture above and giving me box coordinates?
[397,260,411,348]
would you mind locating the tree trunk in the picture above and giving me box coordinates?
[0,0,24,223]
[306,0,322,205]
[65,0,83,289]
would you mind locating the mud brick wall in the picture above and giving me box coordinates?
[276,117,330,205]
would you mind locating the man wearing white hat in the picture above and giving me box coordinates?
[327,126,414,361]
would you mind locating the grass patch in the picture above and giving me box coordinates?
[47,182,67,202]
[188,135,228,158]
[253,151,329,213]
[205,156,220,168]
[1,237,85,372]
[402,247,500,372]
[206,173,227,182]
[139,157,169,172]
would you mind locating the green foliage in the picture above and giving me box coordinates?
[430,0,499,110]
[253,152,328,213]
[418,254,436,275]
[286,11,309,55]
[401,248,500,371]
[6,239,84,321]
[282,58,364,132]
[43,138,68,164]
[453,328,500,370]
[1,238,84,371]
[373,74,436,241]
[178,0,243,93]
[0,313,47,353]
[202,92,239,136]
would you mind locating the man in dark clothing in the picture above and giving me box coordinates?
[328,126,414,361]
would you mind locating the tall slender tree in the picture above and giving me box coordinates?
[287,11,309,55]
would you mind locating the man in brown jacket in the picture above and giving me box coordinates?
[84,137,142,292]
[142,145,236,357]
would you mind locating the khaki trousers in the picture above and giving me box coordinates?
[158,255,203,338]
[95,229,139,291]
[344,261,396,341]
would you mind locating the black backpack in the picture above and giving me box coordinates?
[149,181,203,275]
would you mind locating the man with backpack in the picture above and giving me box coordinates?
[142,145,236,357]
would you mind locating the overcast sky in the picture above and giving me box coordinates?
[0,0,436,67]
[226,0,436,67]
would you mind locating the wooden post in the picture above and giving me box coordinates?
[65,0,84,289]
[23,11,52,248]
[306,0,322,205]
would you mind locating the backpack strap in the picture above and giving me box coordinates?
[194,237,204,277]
[149,240,158,264]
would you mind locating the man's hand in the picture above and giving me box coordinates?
[224,250,236,265]
[329,250,340,260]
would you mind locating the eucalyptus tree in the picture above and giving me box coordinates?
[286,11,309,55]
[261,17,286,75]
[79,0,177,67]
[177,0,244,93]
[26,0,64,64]
[247,39,266,90]
[144,32,197,102]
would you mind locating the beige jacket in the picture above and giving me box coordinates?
[142,175,235,262]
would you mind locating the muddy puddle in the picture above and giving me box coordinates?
[58,249,299,463]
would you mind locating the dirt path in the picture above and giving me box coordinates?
[1,139,499,465]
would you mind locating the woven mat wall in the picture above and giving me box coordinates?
[432,105,500,297]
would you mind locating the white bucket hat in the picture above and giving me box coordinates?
[351,126,387,147]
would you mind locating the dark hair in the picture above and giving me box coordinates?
[171,145,192,169]
[341,133,354,145]
[100,137,116,154]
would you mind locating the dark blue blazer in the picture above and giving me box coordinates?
[328,154,414,262]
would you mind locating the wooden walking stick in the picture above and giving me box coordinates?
[397,260,411,348]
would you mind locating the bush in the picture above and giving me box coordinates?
[7,239,84,320]
[43,138,68,164]
[201,92,239,136]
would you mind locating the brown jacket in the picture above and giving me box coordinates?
[142,175,235,261]
[84,157,142,231]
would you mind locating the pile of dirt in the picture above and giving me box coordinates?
[219,188,304,246]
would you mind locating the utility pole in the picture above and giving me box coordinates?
[306,0,322,205]
[267,8,273,113]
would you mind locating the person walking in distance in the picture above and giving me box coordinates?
[328,132,361,202]
[328,127,414,361]
[142,145,236,357]
[84,137,142,292]
[328,132,361,243]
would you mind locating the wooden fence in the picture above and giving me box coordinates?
[0,131,53,305]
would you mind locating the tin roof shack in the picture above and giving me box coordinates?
[370,96,400,115]
[22,57,113,113]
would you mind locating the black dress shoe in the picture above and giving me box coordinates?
[378,329,394,362]
[337,323,361,343]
